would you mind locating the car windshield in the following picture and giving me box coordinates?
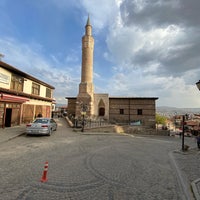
[34,119,49,124]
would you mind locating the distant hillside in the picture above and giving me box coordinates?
[55,104,200,114]
[156,106,200,115]
[56,103,67,107]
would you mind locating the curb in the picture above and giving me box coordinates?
[7,132,25,141]
[169,152,194,200]
[192,178,200,200]
[0,130,25,144]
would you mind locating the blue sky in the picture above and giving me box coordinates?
[0,0,200,108]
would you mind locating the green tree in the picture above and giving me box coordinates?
[156,114,167,125]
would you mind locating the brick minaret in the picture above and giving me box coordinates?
[76,16,94,117]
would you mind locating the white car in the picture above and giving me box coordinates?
[26,118,57,136]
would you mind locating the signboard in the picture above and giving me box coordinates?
[130,120,141,126]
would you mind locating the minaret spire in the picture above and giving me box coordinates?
[85,15,92,36]
[76,16,95,117]
[81,16,94,83]
[86,14,90,26]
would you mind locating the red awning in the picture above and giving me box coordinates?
[0,93,29,103]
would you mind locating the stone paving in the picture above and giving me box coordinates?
[0,125,200,199]
[172,146,200,200]
[0,125,26,144]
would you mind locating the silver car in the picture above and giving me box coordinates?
[26,118,57,136]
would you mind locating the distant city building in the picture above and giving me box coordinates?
[0,61,55,128]
[66,17,158,128]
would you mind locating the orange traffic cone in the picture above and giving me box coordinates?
[40,161,48,182]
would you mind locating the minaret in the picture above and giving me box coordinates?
[76,16,94,117]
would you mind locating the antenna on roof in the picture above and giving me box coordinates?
[0,53,4,61]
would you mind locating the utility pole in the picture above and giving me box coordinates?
[182,115,185,151]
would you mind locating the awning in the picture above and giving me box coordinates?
[0,93,29,103]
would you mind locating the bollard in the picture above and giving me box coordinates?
[40,161,48,182]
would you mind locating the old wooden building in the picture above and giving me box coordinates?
[0,61,55,128]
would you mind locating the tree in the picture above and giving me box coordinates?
[156,114,167,126]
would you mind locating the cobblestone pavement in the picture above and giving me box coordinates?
[172,140,200,200]
[0,125,26,144]
[0,120,199,200]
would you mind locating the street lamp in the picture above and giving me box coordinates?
[182,114,189,151]
[76,101,88,132]
[81,104,87,132]
[81,111,86,132]
[182,115,185,151]
[196,80,200,91]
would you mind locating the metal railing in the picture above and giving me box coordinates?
[73,118,111,129]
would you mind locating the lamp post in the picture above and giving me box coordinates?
[182,114,189,151]
[77,102,88,132]
[81,104,88,132]
[182,115,185,151]
[81,111,86,132]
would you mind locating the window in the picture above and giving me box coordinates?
[34,118,48,124]
[137,109,143,115]
[46,88,52,98]
[120,109,124,115]
[10,74,23,92]
[32,82,40,95]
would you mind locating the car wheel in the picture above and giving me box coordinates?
[47,129,52,136]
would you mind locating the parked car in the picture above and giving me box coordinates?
[169,130,181,137]
[26,118,57,136]
[184,131,192,137]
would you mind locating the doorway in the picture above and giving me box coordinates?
[99,107,105,116]
[5,108,12,127]
[98,99,105,117]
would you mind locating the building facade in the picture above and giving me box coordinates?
[109,97,157,127]
[0,61,55,128]
[66,17,158,128]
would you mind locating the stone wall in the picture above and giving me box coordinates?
[66,97,77,117]
[109,97,157,128]
[84,125,169,136]
[67,96,158,128]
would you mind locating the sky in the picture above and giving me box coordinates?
[0,0,200,108]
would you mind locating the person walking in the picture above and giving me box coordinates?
[196,133,200,149]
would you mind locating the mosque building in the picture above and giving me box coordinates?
[66,17,158,128]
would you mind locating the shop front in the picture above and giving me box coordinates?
[0,93,29,128]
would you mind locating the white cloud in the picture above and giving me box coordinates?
[106,24,185,69]
[99,0,200,108]
[107,67,200,107]
[78,0,119,31]
[1,0,200,108]
[0,37,79,104]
